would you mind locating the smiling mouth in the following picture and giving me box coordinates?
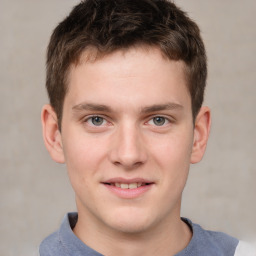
[102,180,154,198]
[104,182,153,189]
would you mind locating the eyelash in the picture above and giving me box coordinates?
[147,116,171,127]
[83,115,172,128]
[84,115,109,127]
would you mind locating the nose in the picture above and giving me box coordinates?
[108,123,148,169]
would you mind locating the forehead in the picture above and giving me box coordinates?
[72,45,188,81]
[65,46,191,109]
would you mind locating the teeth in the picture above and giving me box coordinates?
[113,182,145,189]
[120,183,129,189]
[128,183,137,189]
[115,183,121,187]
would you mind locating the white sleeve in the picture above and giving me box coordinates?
[234,241,256,256]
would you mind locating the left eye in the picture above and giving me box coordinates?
[148,116,169,126]
[87,116,106,126]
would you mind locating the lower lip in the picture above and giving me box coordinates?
[103,184,153,199]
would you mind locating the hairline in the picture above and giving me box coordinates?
[57,44,194,130]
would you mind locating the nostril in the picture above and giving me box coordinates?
[113,160,144,169]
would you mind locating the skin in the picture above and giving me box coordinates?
[42,47,211,256]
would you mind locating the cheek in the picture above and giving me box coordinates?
[148,131,193,193]
[62,133,108,187]
[63,130,106,164]
[149,132,193,168]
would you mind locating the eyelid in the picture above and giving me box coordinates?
[82,114,174,127]
[83,114,111,126]
[145,115,174,126]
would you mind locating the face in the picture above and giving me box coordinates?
[49,47,205,235]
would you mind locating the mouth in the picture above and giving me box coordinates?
[101,179,154,199]
[103,182,152,189]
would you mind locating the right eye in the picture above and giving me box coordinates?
[86,116,107,126]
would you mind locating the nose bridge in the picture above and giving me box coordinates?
[109,120,147,168]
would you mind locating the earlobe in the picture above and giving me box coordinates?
[41,104,65,163]
[190,106,211,164]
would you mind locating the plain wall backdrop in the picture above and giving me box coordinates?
[1,0,255,255]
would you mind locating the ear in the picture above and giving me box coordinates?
[190,106,211,164]
[41,104,65,163]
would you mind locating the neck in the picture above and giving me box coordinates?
[73,208,192,256]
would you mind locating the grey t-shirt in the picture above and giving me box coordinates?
[39,212,240,256]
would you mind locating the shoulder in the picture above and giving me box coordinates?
[194,222,239,254]
[39,212,102,256]
[39,231,66,256]
[39,213,76,256]
[176,219,239,256]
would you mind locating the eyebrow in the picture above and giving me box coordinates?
[72,102,183,113]
[140,103,183,113]
[72,103,113,112]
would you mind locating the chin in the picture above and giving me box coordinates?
[105,208,156,234]
[110,220,151,234]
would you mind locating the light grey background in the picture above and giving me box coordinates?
[1,0,255,255]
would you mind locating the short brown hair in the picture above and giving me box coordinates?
[46,0,207,128]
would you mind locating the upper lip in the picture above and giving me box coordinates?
[102,177,154,184]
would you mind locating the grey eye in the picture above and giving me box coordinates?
[91,116,104,126]
[153,116,166,126]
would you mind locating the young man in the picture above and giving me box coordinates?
[39,0,254,255]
